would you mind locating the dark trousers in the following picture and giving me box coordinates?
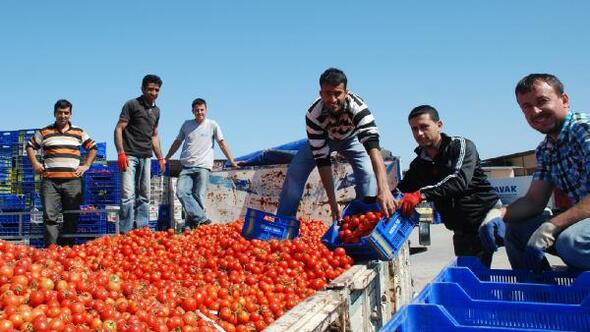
[42,178,82,247]
[452,230,493,268]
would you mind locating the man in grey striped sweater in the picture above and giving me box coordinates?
[277,68,395,222]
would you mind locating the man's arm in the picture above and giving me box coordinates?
[367,147,395,218]
[165,139,182,160]
[114,119,128,154]
[151,126,163,159]
[420,138,477,200]
[26,146,44,174]
[75,149,97,177]
[218,140,238,168]
[318,165,340,221]
[550,194,590,229]
[502,180,553,224]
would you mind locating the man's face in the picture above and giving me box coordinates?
[409,113,443,149]
[320,83,348,113]
[516,80,569,139]
[54,107,72,127]
[142,82,161,104]
[193,104,207,123]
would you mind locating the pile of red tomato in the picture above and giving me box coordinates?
[338,211,383,243]
[0,219,352,331]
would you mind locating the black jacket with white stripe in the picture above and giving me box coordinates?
[397,133,499,233]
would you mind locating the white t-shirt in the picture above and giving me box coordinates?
[176,118,224,169]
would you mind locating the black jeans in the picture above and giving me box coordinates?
[42,178,82,247]
[452,230,493,268]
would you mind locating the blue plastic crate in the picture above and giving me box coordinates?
[411,282,590,331]
[0,131,19,145]
[321,199,419,261]
[241,208,300,240]
[81,142,106,160]
[28,238,45,248]
[432,267,590,305]
[0,194,26,211]
[83,166,120,205]
[445,256,586,286]
[382,304,548,332]
[0,215,31,236]
[76,209,107,234]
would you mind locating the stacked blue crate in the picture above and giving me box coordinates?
[81,142,107,162]
[381,257,590,331]
[77,205,107,234]
[83,164,120,205]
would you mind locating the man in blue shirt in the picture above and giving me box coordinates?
[499,73,590,271]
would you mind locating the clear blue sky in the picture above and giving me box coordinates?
[2,1,589,167]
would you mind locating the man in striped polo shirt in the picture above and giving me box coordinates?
[26,99,97,246]
[277,68,395,221]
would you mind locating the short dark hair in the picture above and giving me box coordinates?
[54,99,73,114]
[319,68,347,88]
[142,74,162,88]
[191,98,207,108]
[408,105,440,122]
[515,73,564,96]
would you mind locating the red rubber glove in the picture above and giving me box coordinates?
[117,152,128,172]
[158,157,166,174]
[399,191,422,217]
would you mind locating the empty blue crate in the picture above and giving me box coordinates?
[0,194,26,211]
[81,142,106,160]
[76,206,107,234]
[321,199,419,261]
[381,304,543,332]
[411,282,590,331]
[83,164,120,204]
[434,267,590,305]
[0,131,19,145]
[0,215,30,236]
[444,256,588,286]
[241,208,300,240]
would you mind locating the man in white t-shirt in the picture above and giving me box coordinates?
[165,98,239,228]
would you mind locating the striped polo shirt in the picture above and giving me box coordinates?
[305,92,380,166]
[27,122,97,179]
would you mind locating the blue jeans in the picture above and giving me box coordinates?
[277,136,376,217]
[120,156,150,233]
[176,167,210,228]
[505,213,590,270]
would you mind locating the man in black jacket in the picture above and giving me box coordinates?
[395,105,505,267]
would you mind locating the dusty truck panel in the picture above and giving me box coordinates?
[204,158,400,223]
[266,243,413,332]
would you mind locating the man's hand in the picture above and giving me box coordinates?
[228,161,241,169]
[329,201,341,223]
[117,152,129,172]
[158,157,166,173]
[74,165,90,177]
[524,222,560,271]
[377,190,396,219]
[32,162,45,175]
[398,191,421,217]
[478,210,505,253]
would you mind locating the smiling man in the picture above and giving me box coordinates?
[394,105,502,267]
[165,98,238,229]
[501,73,590,271]
[26,99,97,246]
[277,68,395,222]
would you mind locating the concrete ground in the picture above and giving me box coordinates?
[408,224,565,293]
